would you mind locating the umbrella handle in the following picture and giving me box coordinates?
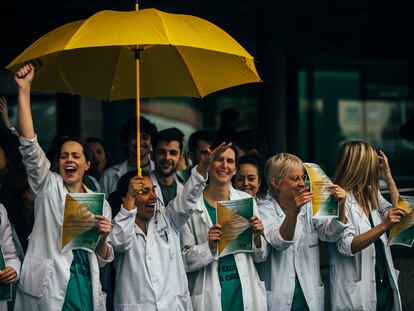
[135,48,142,176]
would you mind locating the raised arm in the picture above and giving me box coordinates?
[15,64,35,139]
[14,64,52,194]
[379,151,399,208]
[167,142,231,231]
[109,176,142,253]
[259,199,294,251]
[0,96,13,129]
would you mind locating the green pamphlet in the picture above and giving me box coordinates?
[216,197,253,257]
[304,163,339,218]
[61,193,104,252]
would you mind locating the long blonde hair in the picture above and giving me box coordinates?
[265,153,303,196]
[333,141,379,210]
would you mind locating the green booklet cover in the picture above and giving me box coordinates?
[61,193,104,252]
[216,197,253,257]
[388,196,414,247]
[0,246,12,301]
[304,163,339,218]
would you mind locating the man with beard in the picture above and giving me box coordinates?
[151,127,185,207]
[178,130,218,182]
[100,116,157,198]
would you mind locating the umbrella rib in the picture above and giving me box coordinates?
[106,47,123,102]
[52,55,76,95]
[174,46,203,98]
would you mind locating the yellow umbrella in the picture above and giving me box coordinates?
[7,6,261,174]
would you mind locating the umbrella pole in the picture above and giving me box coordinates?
[135,48,142,176]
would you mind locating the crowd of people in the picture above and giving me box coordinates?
[0,63,407,311]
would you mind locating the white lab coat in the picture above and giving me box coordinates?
[181,187,267,311]
[257,198,349,311]
[100,159,155,197]
[14,135,114,311]
[110,166,207,311]
[329,192,401,311]
[0,204,21,311]
[150,171,184,208]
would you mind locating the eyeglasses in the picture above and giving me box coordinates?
[287,174,309,184]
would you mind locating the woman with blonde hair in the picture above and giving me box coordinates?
[258,153,348,311]
[329,141,405,311]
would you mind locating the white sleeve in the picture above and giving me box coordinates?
[0,205,21,279]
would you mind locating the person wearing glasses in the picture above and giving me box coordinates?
[329,141,404,311]
[257,153,348,311]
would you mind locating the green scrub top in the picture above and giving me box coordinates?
[62,249,93,311]
[368,214,394,311]
[291,276,310,311]
[204,198,244,311]
[159,181,177,206]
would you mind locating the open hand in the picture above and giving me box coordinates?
[0,96,12,128]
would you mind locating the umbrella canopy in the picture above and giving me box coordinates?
[7,8,261,101]
[7,7,261,173]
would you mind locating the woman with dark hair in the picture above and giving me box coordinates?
[85,137,113,182]
[47,135,101,192]
[234,152,267,200]
[13,64,113,311]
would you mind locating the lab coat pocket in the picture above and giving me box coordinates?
[333,280,364,311]
[18,254,53,298]
[266,289,285,309]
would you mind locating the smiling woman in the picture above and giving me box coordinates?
[234,152,267,200]
[180,141,268,311]
[12,64,113,311]
[85,137,113,182]
[257,153,348,311]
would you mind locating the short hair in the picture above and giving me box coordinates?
[265,153,303,196]
[188,130,217,154]
[119,116,158,144]
[152,127,185,152]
